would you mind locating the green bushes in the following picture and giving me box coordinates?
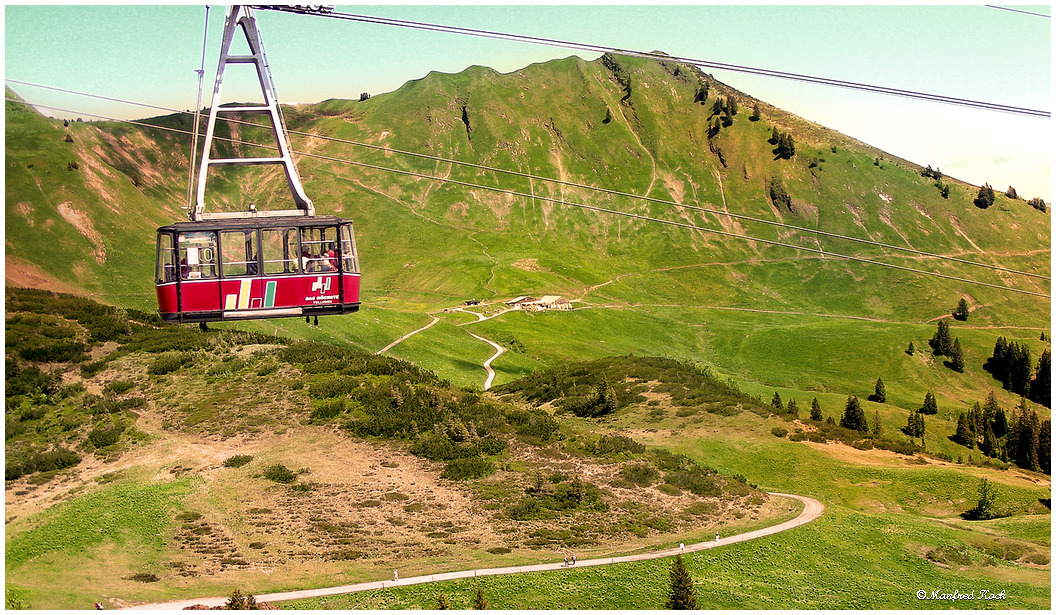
[262,463,296,484]
[310,399,345,421]
[87,422,126,448]
[148,352,194,375]
[441,456,495,481]
[5,447,81,480]
[506,408,558,443]
[18,341,88,363]
[618,463,660,487]
[223,455,253,468]
[496,355,768,419]
[593,433,645,456]
[506,475,608,520]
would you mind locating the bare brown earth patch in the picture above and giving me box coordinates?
[57,201,106,264]
[5,256,87,295]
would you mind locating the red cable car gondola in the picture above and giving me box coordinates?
[156,5,360,324]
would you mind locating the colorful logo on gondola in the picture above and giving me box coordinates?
[311,276,332,293]
[308,276,339,303]
[224,280,277,310]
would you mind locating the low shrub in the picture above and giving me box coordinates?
[771,427,788,438]
[618,463,660,487]
[593,433,645,457]
[87,422,126,448]
[148,352,194,375]
[262,463,296,484]
[104,380,136,395]
[222,455,253,468]
[441,456,495,481]
[5,447,81,480]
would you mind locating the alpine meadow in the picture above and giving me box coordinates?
[5,40,1051,610]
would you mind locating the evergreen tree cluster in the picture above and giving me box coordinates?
[1005,399,1049,473]
[985,337,1048,403]
[903,410,925,439]
[1026,197,1047,212]
[929,320,964,372]
[769,128,795,159]
[921,166,950,197]
[952,298,969,321]
[921,165,944,181]
[973,183,996,209]
[950,391,1049,474]
[693,81,710,105]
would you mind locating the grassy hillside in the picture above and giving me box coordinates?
[4,290,1049,609]
[5,51,1050,609]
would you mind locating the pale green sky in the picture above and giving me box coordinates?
[4,3,1052,200]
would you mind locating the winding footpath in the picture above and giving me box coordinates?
[466,332,505,390]
[124,492,824,610]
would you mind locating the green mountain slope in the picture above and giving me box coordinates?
[5,53,1050,435]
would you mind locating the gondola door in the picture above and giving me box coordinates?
[177,231,222,314]
[219,229,265,315]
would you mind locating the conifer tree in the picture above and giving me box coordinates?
[1039,420,1051,475]
[949,338,965,373]
[694,82,709,104]
[840,396,867,432]
[749,102,761,121]
[787,398,798,418]
[955,412,974,448]
[953,298,969,321]
[967,478,998,520]
[665,554,698,610]
[973,183,996,209]
[904,410,925,439]
[810,397,823,421]
[872,410,883,436]
[930,320,953,356]
[1029,349,1050,408]
[920,391,939,415]
[771,391,783,410]
[980,421,998,458]
[872,377,886,403]
[907,341,915,355]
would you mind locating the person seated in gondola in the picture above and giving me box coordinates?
[324,244,338,272]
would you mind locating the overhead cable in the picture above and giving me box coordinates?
[263,8,1051,118]
[6,79,1047,282]
[6,90,1050,298]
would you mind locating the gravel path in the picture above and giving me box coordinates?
[124,492,824,610]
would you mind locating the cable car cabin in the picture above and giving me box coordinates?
[156,216,360,323]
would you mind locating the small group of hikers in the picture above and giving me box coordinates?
[302,244,338,273]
